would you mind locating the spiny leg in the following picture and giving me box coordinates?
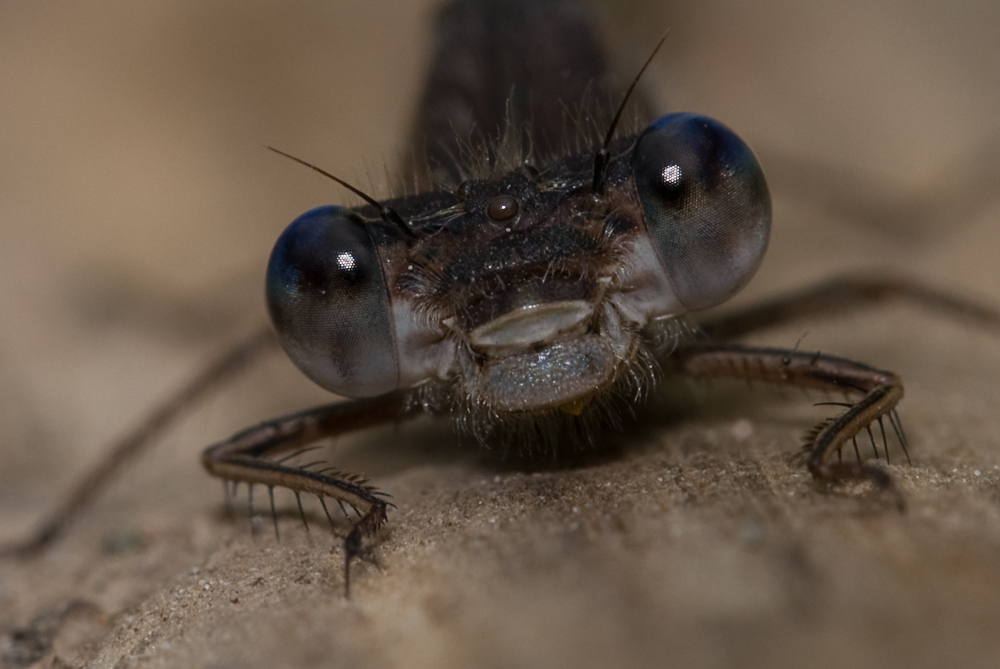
[318,497,337,530]
[888,410,911,464]
[866,425,880,462]
[295,493,310,533]
[665,343,906,508]
[877,417,890,461]
[201,389,418,595]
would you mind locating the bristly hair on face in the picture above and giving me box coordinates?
[404,314,710,461]
[423,87,647,190]
[448,335,663,459]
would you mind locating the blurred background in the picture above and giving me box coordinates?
[1,1,999,667]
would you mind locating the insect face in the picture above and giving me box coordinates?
[265,113,770,425]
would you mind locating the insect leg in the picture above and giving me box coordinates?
[201,389,416,595]
[665,343,905,508]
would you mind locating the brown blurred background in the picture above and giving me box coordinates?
[1,1,1000,667]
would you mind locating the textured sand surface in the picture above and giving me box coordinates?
[2,2,1000,668]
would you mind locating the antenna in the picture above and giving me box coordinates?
[592,29,671,194]
[265,146,418,239]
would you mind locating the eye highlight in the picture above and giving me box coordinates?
[266,205,399,397]
[660,164,682,185]
[633,113,771,312]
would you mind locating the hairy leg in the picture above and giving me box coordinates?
[665,342,906,507]
[201,389,422,596]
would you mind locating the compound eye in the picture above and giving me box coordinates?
[633,113,771,311]
[266,205,398,397]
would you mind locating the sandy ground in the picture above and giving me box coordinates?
[2,1,1000,667]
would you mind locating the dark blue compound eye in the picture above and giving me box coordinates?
[266,205,398,397]
[633,113,771,312]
